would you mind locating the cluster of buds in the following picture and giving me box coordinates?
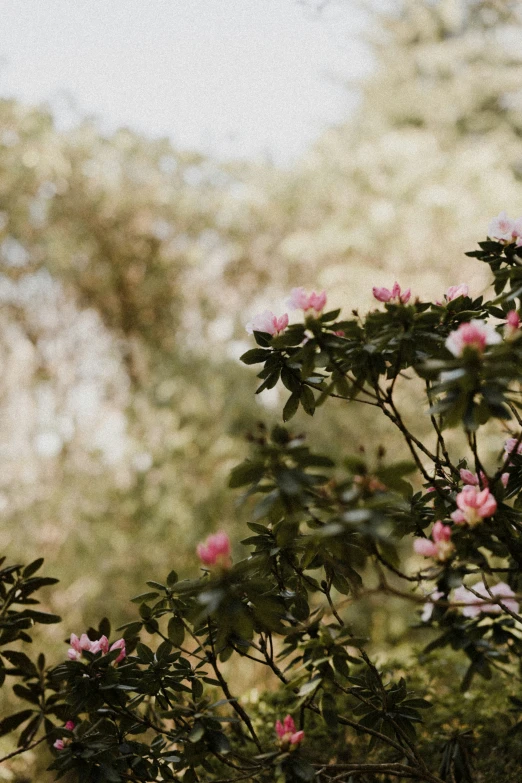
[372,281,411,304]
[413,521,454,562]
[197,531,232,569]
[488,211,522,245]
[287,287,327,316]
[445,319,501,357]
[451,485,497,527]
[453,582,519,617]
[275,715,304,749]
[68,633,126,663]
[53,721,75,751]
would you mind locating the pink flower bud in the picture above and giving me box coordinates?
[414,522,453,562]
[413,538,438,558]
[65,721,75,731]
[53,739,65,751]
[445,320,501,357]
[502,472,510,488]
[79,633,92,651]
[445,284,469,302]
[373,282,410,305]
[275,715,304,746]
[197,531,232,568]
[245,310,288,337]
[451,486,497,527]
[504,437,522,459]
[90,635,109,654]
[67,648,81,661]
[459,468,478,486]
[505,310,521,339]
[110,638,126,664]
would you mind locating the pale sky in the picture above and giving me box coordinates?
[0,0,371,163]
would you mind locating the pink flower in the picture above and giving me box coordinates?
[245,310,289,337]
[445,319,501,357]
[67,632,126,663]
[459,468,488,488]
[451,485,497,527]
[513,217,522,247]
[68,632,92,660]
[505,310,521,339]
[197,531,232,568]
[501,472,510,488]
[109,638,126,664]
[446,284,469,302]
[372,281,411,304]
[65,721,75,731]
[287,287,327,316]
[413,521,454,562]
[453,582,519,617]
[275,715,305,746]
[53,739,65,751]
[90,635,109,655]
[504,437,522,459]
[488,211,516,242]
[437,284,469,305]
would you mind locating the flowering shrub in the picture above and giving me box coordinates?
[4,221,522,781]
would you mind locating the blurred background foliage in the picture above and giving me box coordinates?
[1,3,522,775]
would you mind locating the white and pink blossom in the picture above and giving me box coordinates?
[459,468,488,488]
[197,531,232,569]
[445,319,501,357]
[372,281,411,305]
[245,310,288,337]
[453,582,519,618]
[451,485,497,527]
[413,521,454,562]
[287,287,327,316]
[488,211,516,242]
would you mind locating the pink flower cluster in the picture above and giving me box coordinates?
[413,521,454,562]
[451,485,497,527]
[453,582,519,617]
[287,287,327,316]
[445,319,501,357]
[488,211,522,245]
[197,531,232,569]
[53,721,75,750]
[275,715,304,747]
[372,281,411,304]
[245,310,289,337]
[68,633,126,663]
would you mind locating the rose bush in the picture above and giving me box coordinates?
[4,218,522,781]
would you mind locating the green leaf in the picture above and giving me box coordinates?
[168,616,185,647]
[300,386,315,416]
[283,392,300,422]
[22,559,44,578]
[0,710,33,737]
[240,348,270,365]
[229,461,265,488]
